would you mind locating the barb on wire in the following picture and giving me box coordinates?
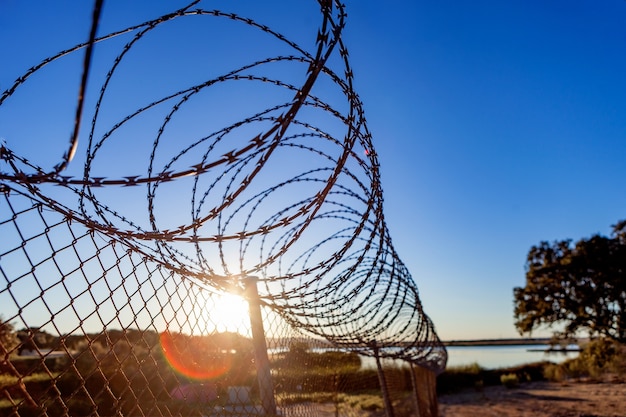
[0,0,446,372]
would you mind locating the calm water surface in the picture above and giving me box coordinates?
[446,344,579,369]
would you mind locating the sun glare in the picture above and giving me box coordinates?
[210,292,250,333]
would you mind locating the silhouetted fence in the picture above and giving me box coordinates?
[0,1,446,416]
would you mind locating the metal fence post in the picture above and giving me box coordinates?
[373,344,395,417]
[244,276,277,415]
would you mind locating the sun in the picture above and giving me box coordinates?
[210,292,250,334]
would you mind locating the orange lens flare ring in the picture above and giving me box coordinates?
[160,332,233,380]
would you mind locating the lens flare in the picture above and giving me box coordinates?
[160,332,233,380]
[210,293,250,333]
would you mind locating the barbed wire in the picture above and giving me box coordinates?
[0,0,446,372]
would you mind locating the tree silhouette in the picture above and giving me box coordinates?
[0,316,19,357]
[514,221,626,342]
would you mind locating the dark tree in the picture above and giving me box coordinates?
[0,316,19,356]
[514,220,626,343]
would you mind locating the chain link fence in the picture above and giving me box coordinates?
[1,1,446,416]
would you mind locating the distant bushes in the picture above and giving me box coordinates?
[4,333,624,415]
[544,338,626,381]
[436,363,484,394]
[437,339,626,395]
[500,373,520,388]
[437,361,549,394]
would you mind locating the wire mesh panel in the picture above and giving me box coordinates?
[1,1,446,416]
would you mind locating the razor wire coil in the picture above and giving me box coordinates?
[0,0,446,373]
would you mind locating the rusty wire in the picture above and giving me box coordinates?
[0,0,446,374]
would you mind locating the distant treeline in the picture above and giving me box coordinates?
[443,338,583,347]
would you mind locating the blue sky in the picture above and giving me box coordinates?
[344,1,626,340]
[2,1,626,341]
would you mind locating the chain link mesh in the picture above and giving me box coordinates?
[1,1,446,416]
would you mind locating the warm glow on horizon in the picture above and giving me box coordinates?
[158,292,253,380]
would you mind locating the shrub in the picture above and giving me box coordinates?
[577,338,623,377]
[0,373,18,388]
[504,361,549,383]
[437,363,484,394]
[543,363,564,381]
[543,339,626,381]
[500,373,519,389]
[339,393,383,412]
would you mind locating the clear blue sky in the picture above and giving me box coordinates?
[2,1,625,341]
[345,1,626,340]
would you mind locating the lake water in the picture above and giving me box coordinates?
[358,344,578,371]
[446,344,579,370]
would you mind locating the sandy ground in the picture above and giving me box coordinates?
[439,380,626,417]
[229,381,626,417]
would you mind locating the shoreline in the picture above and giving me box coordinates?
[443,337,585,347]
[526,347,580,352]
